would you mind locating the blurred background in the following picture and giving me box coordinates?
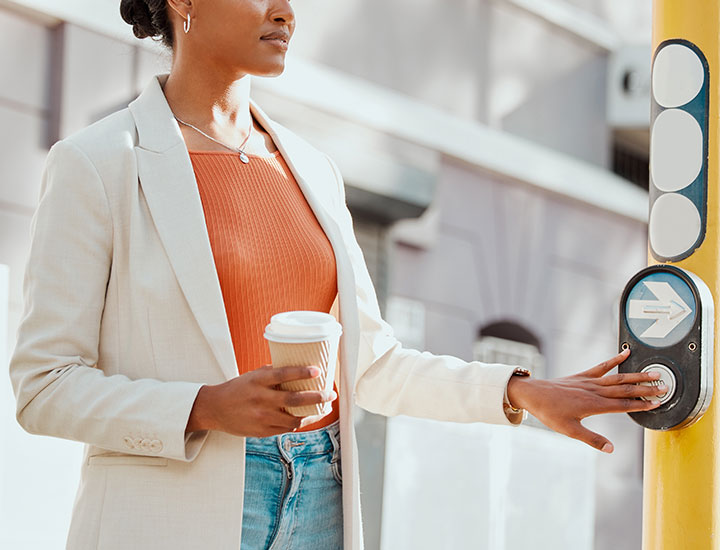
[0,0,654,548]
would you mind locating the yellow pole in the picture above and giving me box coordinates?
[645,1,720,548]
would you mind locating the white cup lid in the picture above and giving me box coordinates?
[264,311,342,343]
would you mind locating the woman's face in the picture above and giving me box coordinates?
[177,0,295,77]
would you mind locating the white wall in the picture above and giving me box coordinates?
[1,266,7,486]
[381,417,596,550]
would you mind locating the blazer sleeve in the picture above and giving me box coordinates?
[9,139,208,461]
[325,155,525,426]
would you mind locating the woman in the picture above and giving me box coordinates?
[8,0,665,549]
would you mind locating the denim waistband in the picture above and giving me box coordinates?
[244,420,340,462]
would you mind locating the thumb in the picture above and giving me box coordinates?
[565,422,614,454]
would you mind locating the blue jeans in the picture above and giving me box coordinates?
[241,420,344,550]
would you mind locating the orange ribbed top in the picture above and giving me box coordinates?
[190,149,339,431]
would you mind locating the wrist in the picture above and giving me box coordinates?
[506,373,533,411]
[186,384,219,433]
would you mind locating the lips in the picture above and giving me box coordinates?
[260,30,290,43]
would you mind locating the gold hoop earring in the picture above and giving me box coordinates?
[183,13,191,33]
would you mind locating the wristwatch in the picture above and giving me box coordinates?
[503,367,531,419]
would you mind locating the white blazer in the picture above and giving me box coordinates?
[9,73,521,550]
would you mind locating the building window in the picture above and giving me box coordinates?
[473,322,545,379]
[612,141,649,190]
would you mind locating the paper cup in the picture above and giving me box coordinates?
[264,311,342,417]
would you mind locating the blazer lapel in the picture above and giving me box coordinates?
[127,73,360,387]
[129,74,238,381]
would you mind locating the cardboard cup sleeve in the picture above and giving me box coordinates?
[268,338,339,417]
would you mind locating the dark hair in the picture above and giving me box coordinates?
[120,0,174,49]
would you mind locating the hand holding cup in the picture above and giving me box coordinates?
[185,311,342,437]
[185,364,337,437]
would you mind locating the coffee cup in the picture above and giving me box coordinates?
[264,311,342,417]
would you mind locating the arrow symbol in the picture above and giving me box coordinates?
[628,281,692,338]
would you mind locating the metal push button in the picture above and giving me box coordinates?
[640,364,677,405]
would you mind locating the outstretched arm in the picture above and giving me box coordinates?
[326,153,664,450]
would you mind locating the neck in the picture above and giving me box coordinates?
[162,59,253,133]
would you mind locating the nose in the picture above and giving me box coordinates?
[270,0,295,28]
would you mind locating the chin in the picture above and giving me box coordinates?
[253,63,286,78]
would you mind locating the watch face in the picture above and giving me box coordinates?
[624,271,697,348]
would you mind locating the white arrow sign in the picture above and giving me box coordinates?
[628,281,692,338]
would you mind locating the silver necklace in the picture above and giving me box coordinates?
[174,114,253,164]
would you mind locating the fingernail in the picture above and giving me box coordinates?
[309,367,320,376]
[656,382,666,390]
[650,399,661,406]
[649,371,661,380]
[601,443,614,454]
[621,348,630,355]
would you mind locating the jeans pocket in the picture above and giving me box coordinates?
[328,426,342,485]
[331,455,343,485]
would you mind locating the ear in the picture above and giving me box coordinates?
[167,0,193,21]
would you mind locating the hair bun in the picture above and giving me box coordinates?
[120,0,157,40]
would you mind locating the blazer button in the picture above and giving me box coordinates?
[140,438,152,451]
[123,436,134,449]
[149,440,163,453]
[132,437,143,449]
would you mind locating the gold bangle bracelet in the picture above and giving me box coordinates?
[504,367,531,413]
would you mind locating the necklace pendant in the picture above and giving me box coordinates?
[239,151,250,164]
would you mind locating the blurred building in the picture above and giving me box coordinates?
[0,1,653,548]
